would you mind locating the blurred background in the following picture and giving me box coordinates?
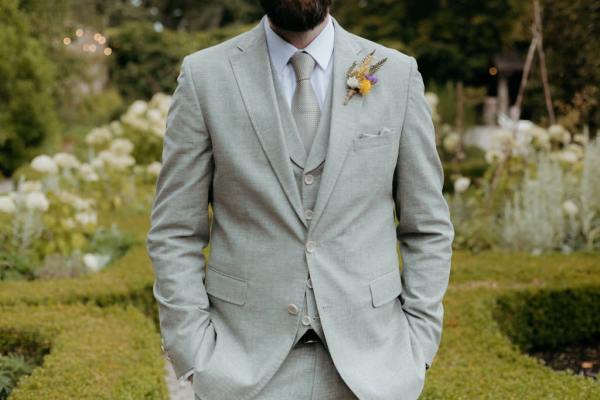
[0,0,598,399]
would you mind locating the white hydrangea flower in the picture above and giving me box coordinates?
[78,163,100,182]
[83,253,111,272]
[128,100,148,116]
[485,149,506,164]
[528,125,551,150]
[85,127,112,146]
[53,152,81,169]
[554,150,578,164]
[75,211,97,226]
[91,158,104,169]
[110,138,134,156]
[453,176,471,194]
[562,200,578,216]
[346,76,360,89]
[63,217,76,229]
[0,196,16,213]
[19,180,43,193]
[491,129,516,151]
[443,132,461,153]
[25,191,50,211]
[147,161,162,176]
[98,150,135,170]
[573,133,588,145]
[31,154,58,174]
[424,92,439,108]
[548,124,571,144]
[109,121,124,136]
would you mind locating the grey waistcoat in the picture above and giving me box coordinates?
[270,58,335,348]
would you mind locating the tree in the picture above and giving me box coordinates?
[0,0,58,177]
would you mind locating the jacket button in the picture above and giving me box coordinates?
[304,174,314,185]
[301,315,312,326]
[304,209,313,220]
[306,278,313,289]
[287,303,299,315]
[305,241,316,253]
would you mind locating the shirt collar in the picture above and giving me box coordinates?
[262,13,334,76]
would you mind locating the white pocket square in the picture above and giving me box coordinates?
[357,127,395,139]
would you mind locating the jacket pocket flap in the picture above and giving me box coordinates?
[369,269,402,307]
[205,265,248,306]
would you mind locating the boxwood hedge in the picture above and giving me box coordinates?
[1,192,598,398]
[0,303,167,399]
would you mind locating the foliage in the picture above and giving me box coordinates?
[421,250,600,399]
[333,0,524,86]
[0,304,167,400]
[86,93,171,166]
[0,0,59,177]
[500,153,569,252]
[448,121,600,253]
[0,353,33,400]
[107,21,251,101]
[495,286,600,352]
[540,0,600,131]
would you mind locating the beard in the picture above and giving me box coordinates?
[260,0,331,32]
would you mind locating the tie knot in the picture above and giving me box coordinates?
[290,51,316,82]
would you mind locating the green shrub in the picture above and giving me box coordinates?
[0,353,34,400]
[0,0,58,177]
[419,250,600,399]
[494,286,600,351]
[0,303,167,399]
[107,21,251,101]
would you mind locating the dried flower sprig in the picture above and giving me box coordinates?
[344,49,388,105]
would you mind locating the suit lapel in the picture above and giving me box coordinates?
[229,21,309,229]
[308,17,364,234]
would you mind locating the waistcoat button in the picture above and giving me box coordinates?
[287,303,299,315]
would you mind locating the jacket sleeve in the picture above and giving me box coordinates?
[393,56,455,367]
[146,55,216,379]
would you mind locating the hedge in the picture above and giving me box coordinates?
[0,303,167,399]
[1,184,599,398]
[0,209,158,320]
[420,251,600,399]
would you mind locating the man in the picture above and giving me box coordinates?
[146,0,454,399]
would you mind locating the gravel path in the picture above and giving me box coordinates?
[163,353,195,400]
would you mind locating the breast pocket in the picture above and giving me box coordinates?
[353,127,396,152]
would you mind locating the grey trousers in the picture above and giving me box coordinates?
[194,339,358,400]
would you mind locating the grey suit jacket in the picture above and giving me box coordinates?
[146,15,454,400]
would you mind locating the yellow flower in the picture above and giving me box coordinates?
[359,79,372,95]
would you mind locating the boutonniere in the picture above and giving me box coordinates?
[344,49,388,105]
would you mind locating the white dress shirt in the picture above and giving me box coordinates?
[178,14,335,385]
[263,13,335,111]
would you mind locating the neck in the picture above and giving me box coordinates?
[268,14,329,49]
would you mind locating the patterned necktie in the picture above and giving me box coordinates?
[290,51,321,154]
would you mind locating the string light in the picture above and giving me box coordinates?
[76,28,84,37]
[63,37,71,45]
[104,48,112,56]
[489,67,498,76]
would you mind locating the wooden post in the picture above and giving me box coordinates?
[512,0,556,125]
[533,0,556,124]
